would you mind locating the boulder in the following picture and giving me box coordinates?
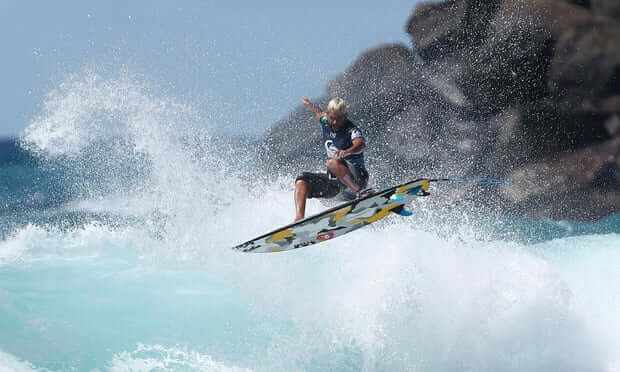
[258,0,620,220]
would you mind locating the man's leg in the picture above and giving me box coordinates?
[294,179,309,221]
[326,158,360,193]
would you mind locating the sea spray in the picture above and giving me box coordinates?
[1,70,618,371]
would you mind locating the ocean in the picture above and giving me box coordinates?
[1,71,619,371]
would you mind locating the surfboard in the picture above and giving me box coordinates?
[232,178,432,253]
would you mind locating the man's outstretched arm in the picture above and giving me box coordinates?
[301,96,325,119]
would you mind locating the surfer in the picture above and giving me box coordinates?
[295,96,373,221]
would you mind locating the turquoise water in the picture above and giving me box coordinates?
[1,72,619,371]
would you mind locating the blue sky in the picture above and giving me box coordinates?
[0,1,420,138]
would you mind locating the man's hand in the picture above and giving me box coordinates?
[301,96,324,118]
[336,149,348,158]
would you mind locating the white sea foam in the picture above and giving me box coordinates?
[6,70,619,371]
[0,222,162,266]
[2,216,618,371]
[109,344,251,372]
[0,349,37,372]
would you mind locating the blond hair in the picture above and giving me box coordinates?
[327,97,348,117]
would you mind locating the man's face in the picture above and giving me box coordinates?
[327,111,345,129]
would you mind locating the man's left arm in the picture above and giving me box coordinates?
[336,137,365,158]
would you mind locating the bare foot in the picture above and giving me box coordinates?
[357,188,376,199]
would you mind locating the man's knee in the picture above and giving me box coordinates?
[296,174,314,193]
[325,158,341,170]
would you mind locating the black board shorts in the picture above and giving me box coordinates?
[296,161,369,200]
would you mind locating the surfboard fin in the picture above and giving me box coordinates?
[390,195,405,202]
[392,205,413,216]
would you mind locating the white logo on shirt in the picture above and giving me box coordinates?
[324,140,339,158]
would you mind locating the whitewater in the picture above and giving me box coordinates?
[1,71,619,371]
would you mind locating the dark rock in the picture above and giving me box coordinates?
[500,137,620,219]
[548,3,620,110]
[562,0,591,9]
[327,44,431,138]
[407,0,502,60]
[605,115,620,136]
[592,0,620,18]
[258,104,326,178]
[258,0,620,220]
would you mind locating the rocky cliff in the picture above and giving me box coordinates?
[259,0,620,220]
